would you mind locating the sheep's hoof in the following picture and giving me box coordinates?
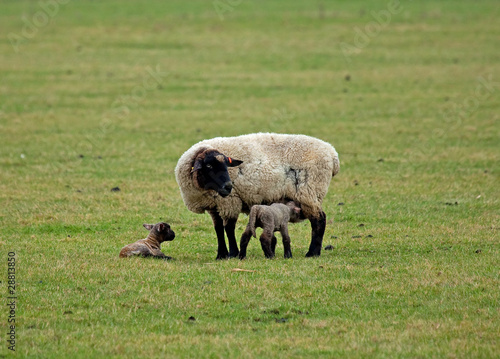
[305,251,321,257]
[228,251,239,259]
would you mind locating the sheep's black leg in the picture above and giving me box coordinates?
[209,211,229,260]
[239,227,252,260]
[305,211,326,257]
[224,218,239,258]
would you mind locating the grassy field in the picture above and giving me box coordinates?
[0,0,499,357]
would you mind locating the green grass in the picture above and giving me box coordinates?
[0,0,499,357]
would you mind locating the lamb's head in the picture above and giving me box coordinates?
[191,149,243,197]
[143,222,175,242]
[286,201,304,223]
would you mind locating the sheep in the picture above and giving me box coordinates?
[239,201,303,259]
[119,222,175,259]
[174,133,340,260]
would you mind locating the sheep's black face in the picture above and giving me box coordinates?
[192,150,243,197]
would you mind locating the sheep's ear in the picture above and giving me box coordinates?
[158,223,165,231]
[191,159,203,173]
[293,207,301,214]
[225,157,243,167]
[143,224,154,231]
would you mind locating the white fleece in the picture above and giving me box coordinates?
[174,133,339,220]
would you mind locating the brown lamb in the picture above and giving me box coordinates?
[119,222,175,259]
[239,201,302,259]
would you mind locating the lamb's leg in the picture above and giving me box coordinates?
[239,226,253,260]
[259,229,275,259]
[306,210,326,257]
[209,211,229,260]
[124,246,151,258]
[224,218,239,258]
[151,250,173,260]
[280,227,293,259]
[271,235,277,256]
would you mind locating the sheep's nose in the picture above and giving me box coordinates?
[218,181,233,197]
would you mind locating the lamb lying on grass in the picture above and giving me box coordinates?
[119,222,175,260]
[239,201,303,259]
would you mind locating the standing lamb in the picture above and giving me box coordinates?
[119,222,175,259]
[174,133,340,260]
[239,201,303,259]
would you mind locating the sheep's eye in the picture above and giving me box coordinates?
[206,164,212,169]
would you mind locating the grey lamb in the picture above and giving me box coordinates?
[239,201,303,259]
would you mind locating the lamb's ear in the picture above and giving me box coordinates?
[143,224,154,231]
[225,157,243,167]
[158,223,165,231]
[294,207,301,214]
[191,159,203,173]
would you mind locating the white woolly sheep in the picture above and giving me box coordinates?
[174,133,340,259]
